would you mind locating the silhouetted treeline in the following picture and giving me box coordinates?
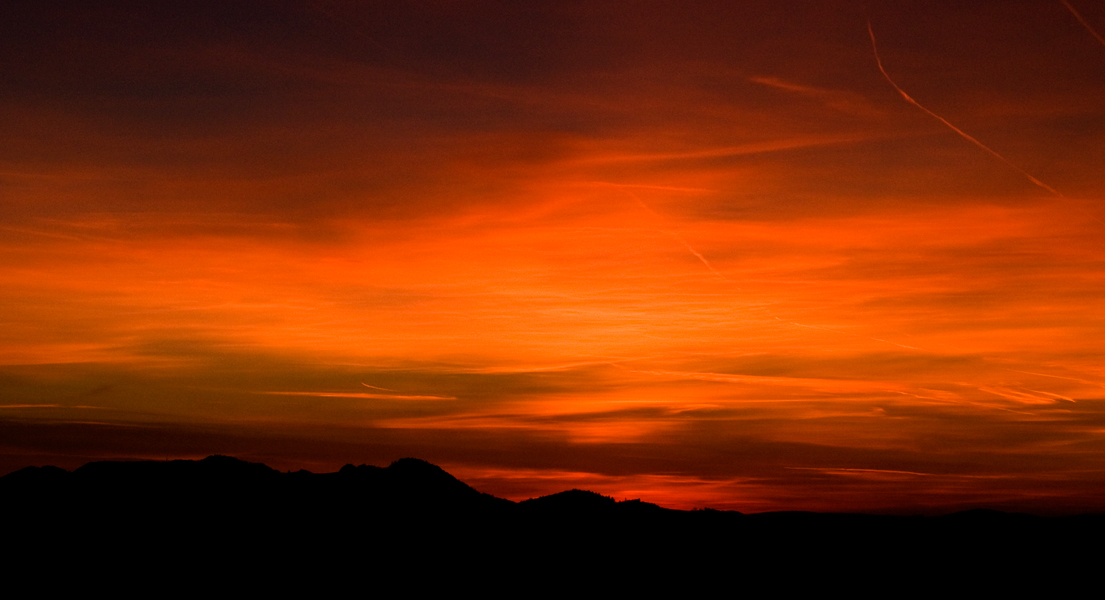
[3,456,1102,589]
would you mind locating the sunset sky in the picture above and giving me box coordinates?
[4,0,1105,514]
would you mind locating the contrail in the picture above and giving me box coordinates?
[669,233,731,282]
[867,21,1063,197]
[1061,0,1105,49]
[624,189,732,282]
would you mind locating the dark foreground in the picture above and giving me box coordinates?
[3,456,1102,588]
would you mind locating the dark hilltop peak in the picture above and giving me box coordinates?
[521,488,616,512]
[195,454,281,477]
[338,462,384,475]
[0,464,69,489]
[198,454,262,467]
[387,457,455,477]
[615,496,669,515]
[382,457,506,509]
[386,459,464,488]
[540,488,615,503]
[519,489,679,521]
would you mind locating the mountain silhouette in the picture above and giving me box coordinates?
[3,455,1102,585]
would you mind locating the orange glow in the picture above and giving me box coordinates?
[3,1,1105,514]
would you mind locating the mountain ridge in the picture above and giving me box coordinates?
[2,453,1098,520]
[4,454,1103,582]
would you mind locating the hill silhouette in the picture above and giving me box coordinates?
[3,455,1102,584]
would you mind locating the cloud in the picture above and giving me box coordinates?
[750,75,882,117]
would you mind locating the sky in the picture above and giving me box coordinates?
[3,0,1105,514]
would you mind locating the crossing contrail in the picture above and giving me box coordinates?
[624,189,732,282]
[867,21,1063,197]
[1061,0,1105,49]
[670,232,731,282]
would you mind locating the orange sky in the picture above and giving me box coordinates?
[3,0,1105,514]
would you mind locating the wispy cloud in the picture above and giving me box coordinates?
[749,76,881,117]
